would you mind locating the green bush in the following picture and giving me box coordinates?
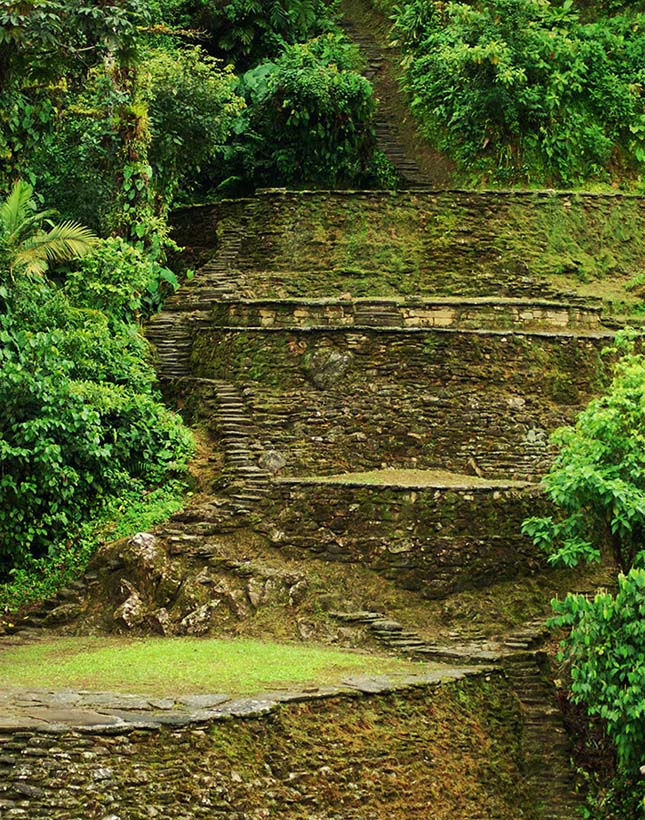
[0,271,193,576]
[229,34,377,187]
[523,332,645,816]
[187,0,339,68]
[66,237,179,322]
[144,46,244,204]
[523,332,645,574]
[29,46,243,232]
[394,0,645,184]
[553,574,645,768]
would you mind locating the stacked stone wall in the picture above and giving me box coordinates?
[270,481,548,597]
[190,327,606,480]
[212,297,602,331]
[172,190,645,300]
[0,676,530,820]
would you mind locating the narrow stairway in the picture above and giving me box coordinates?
[340,0,454,187]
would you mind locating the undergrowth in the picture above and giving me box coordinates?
[0,480,189,616]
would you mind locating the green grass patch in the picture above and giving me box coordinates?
[0,637,425,696]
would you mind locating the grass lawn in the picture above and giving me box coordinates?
[0,637,425,696]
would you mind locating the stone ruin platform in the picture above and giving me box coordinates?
[267,469,547,599]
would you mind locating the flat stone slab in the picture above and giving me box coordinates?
[0,663,493,733]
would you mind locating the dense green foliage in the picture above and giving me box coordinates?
[229,35,376,187]
[0,180,97,277]
[0,266,193,575]
[523,334,645,816]
[523,333,645,573]
[0,0,381,600]
[551,574,645,818]
[66,237,179,322]
[391,0,645,184]
[186,0,339,68]
[1,0,379,213]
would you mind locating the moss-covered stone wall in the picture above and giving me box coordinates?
[176,190,645,301]
[0,676,534,820]
[190,327,606,480]
[269,480,547,597]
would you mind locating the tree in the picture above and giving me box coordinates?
[0,0,148,91]
[0,180,97,277]
[522,331,645,574]
[523,331,645,815]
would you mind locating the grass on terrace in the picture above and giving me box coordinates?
[0,637,425,697]
[282,468,530,488]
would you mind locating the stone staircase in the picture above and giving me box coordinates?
[340,17,435,188]
[339,5,445,188]
[165,202,252,310]
[504,652,579,820]
[198,379,272,511]
[135,185,627,816]
[145,310,206,380]
[145,201,254,382]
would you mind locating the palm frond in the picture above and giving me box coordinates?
[0,180,34,235]
[13,222,98,276]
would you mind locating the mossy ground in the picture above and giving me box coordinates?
[287,467,529,488]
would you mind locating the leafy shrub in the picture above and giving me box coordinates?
[0,482,188,613]
[144,46,244,204]
[552,573,645,778]
[66,237,179,322]
[230,34,376,187]
[523,332,645,815]
[187,0,339,68]
[394,0,645,184]
[0,270,193,576]
[522,332,645,573]
[29,46,243,232]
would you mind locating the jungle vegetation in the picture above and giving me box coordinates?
[2,3,645,818]
[0,0,380,596]
[376,0,645,186]
[523,333,645,817]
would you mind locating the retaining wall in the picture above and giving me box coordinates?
[174,190,645,300]
[0,674,531,820]
[189,327,607,480]
[269,479,548,597]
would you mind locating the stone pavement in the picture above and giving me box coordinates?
[0,664,487,734]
